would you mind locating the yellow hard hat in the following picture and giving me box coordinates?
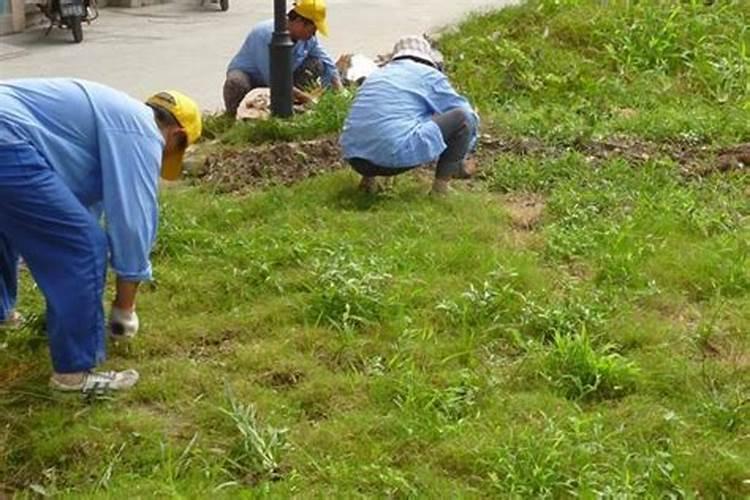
[146,90,203,180]
[293,0,328,37]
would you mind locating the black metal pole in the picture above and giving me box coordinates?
[270,0,293,117]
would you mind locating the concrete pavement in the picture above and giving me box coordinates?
[0,0,515,110]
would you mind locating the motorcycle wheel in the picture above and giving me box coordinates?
[67,15,83,43]
[219,0,228,11]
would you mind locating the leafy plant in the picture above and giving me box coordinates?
[306,249,392,332]
[219,387,289,484]
[542,331,639,401]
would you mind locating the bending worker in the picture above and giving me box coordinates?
[223,0,342,116]
[0,78,201,392]
[340,36,480,195]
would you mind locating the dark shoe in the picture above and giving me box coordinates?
[455,157,478,179]
[430,178,451,196]
[358,176,380,194]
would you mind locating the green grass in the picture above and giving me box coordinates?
[1,0,749,497]
[202,91,352,145]
[440,0,750,145]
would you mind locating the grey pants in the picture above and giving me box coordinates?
[223,58,325,116]
[348,108,474,179]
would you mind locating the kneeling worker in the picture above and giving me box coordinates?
[340,36,479,195]
[0,78,201,392]
[223,0,342,116]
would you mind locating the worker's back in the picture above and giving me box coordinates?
[0,78,162,209]
[340,59,451,168]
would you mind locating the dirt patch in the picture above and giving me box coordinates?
[700,336,750,371]
[0,361,37,388]
[478,134,748,178]
[190,137,343,194]
[187,329,238,360]
[710,143,750,176]
[189,134,747,194]
[501,193,546,230]
[259,369,305,390]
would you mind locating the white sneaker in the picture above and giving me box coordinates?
[49,369,140,393]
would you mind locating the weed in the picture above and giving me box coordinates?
[306,249,392,333]
[519,288,610,342]
[700,388,749,433]
[482,412,686,497]
[542,330,639,401]
[218,386,289,485]
[202,91,352,146]
[389,369,482,427]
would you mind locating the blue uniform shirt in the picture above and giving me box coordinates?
[340,59,479,168]
[228,19,340,87]
[0,78,163,282]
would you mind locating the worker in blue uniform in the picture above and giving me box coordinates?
[0,79,202,392]
[340,35,480,195]
[223,0,342,116]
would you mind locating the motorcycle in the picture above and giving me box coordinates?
[38,0,99,43]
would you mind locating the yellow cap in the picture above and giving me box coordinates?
[293,0,328,37]
[146,90,202,180]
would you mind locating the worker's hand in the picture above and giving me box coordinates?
[292,87,314,105]
[109,306,139,341]
[331,77,344,92]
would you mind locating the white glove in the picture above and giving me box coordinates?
[109,307,139,340]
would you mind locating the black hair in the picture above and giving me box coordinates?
[147,104,188,149]
[288,9,314,26]
[148,103,180,128]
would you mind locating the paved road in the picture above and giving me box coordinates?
[0,0,515,110]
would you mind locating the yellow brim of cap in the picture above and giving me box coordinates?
[161,149,185,181]
[316,19,329,37]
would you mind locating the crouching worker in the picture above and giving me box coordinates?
[0,79,201,392]
[340,36,479,195]
[223,0,343,116]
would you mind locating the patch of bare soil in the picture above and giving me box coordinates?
[478,134,749,178]
[700,335,750,371]
[189,135,748,194]
[189,137,343,194]
[500,193,546,230]
[0,361,36,388]
[187,329,238,360]
[259,369,305,390]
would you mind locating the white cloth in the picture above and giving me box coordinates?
[236,87,272,121]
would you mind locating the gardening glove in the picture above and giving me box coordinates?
[109,307,139,340]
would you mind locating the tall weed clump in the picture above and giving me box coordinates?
[306,249,392,332]
[219,387,289,485]
[543,331,639,401]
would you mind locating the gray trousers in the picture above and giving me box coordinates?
[223,58,324,116]
[348,108,474,179]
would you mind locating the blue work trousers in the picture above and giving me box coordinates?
[0,142,107,373]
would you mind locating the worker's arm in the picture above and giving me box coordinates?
[99,129,161,292]
[98,129,161,339]
[307,37,342,89]
[113,278,139,311]
[428,74,480,149]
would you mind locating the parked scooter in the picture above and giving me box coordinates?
[201,0,228,11]
[37,0,99,43]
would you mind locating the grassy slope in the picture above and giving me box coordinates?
[2,0,749,497]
